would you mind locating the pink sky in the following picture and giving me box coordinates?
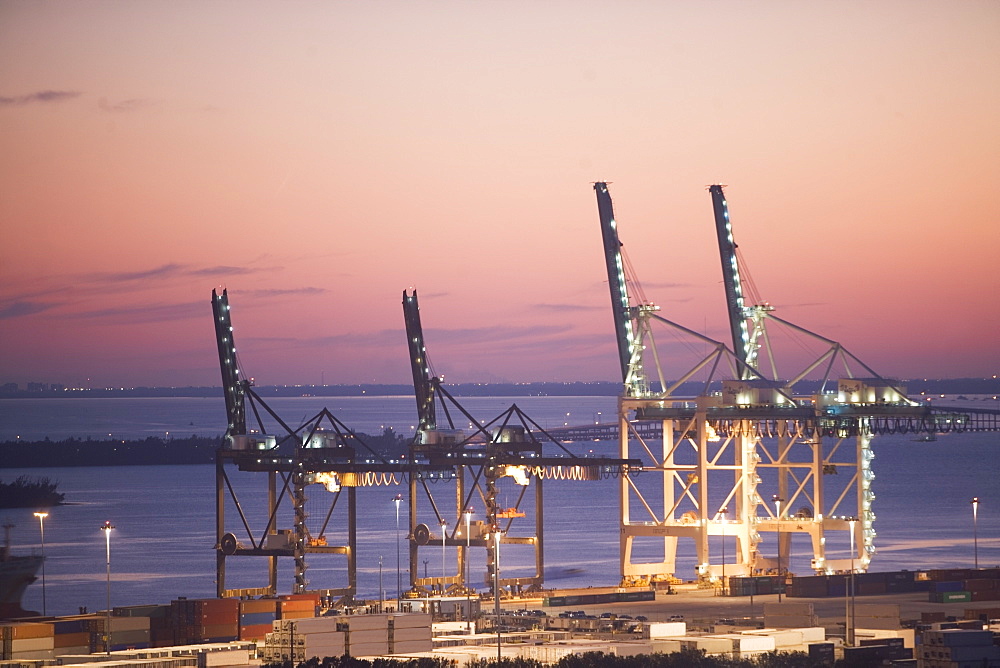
[1,1,998,388]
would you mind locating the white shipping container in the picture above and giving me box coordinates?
[855,603,900,619]
[649,639,682,654]
[346,641,389,657]
[284,618,339,634]
[341,615,389,631]
[347,629,388,645]
[11,637,56,651]
[761,614,820,628]
[763,602,814,617]
[854,627,914,648]
[388,640,432,654]
[200,650,251,667]
[10,650,55,661]
[390,628,431,643]
[646,622,686,638]
[679,637,733,654]
[388,613,431,630]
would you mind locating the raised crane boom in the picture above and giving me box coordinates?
[595,182,645,393]
[211,288,246,438]
[709,185,753,378]
[402,289,436,433]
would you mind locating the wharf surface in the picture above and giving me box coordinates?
[500,583,997,628]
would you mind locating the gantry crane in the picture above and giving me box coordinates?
[401,289,639,597]
[593,183,973,590]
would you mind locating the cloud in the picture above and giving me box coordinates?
[80,263,270,286]
[98,97,158,113]
[189,266,260,277]
[0,90,81,106]
[531,303,603,312]
[63,300,204,324]
[243,287,328,297]
[0,301,60,320]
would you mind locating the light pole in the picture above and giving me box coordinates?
[393,493,403,604]
[464,507,474,633]
[379,555,384,613]
[772,495,784,602]
[440,519,448,594]
[719,506,728,597]
[847,516,857,646]
[972,497,980,570]
[493,528,502,661]
[100,521,115,655]
[33,512,48,616]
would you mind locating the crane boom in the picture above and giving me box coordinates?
[402,289,436,432]
[595,182,637,386]
[710,185,753,378]
[211,288,247,438]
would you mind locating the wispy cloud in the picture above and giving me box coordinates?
[0,90,81,106]
[63,301,204,324]
[243,287,327,297]
[98,97,158,113]
[531,303,603,313]
[0,301,60,320]
[190,266,260,277]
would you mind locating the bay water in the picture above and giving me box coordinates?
[1,395,997,617]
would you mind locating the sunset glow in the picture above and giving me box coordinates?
[1,1,997,388]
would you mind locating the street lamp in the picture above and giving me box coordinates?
[772,495,784,602]
[493,528,503,661]
[847,516,857,646]
[440,519,448,593]
[972,497,980,570]
[100,521,115,655]
[464,507,474,633]
[378,555,384,613]
[33,512,48,616]
[719,507,728,597]
[393,494,403,604]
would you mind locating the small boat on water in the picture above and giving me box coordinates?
[913,434,937,442]
[0,523,43,620]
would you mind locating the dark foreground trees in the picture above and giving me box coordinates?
[264,649,836,668]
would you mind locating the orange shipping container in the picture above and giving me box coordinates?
[240,599,278,614]
[239,623,273,641]
[2,622,54,640]
[53,632,91,648]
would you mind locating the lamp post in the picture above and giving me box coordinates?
[100,521,115,655]
[378,555,384,613]
[719,506,728,597]
[971,497,979,570]
[440,519,448,593]
[772,495,784,602]
[464,507,474,633]
[393,493,403,604]
[493,528,502,661]
[33,512,48,616]
[847,516,857,646]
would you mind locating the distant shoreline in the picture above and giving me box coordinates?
[2,378,998,399]
[0,430,408,469]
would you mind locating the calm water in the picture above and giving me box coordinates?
[1,396,997,617]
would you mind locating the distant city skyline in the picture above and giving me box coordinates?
[1,1,997,387]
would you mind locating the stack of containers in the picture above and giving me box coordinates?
[170,599,239,645]
[90,614,151,652]
[115,605,171,648]
[52,615,95,655]
[238,599,277,641]
[337,614,388,657]
[854,603,901,630]
[263,616,345,663]
[0,621,54,660]
[387,613,432,654]
[964,577,1000,602]
[277,594,318,621]
[929,581,971,604]
[762,602,820,628]
[918,629,1000,667]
